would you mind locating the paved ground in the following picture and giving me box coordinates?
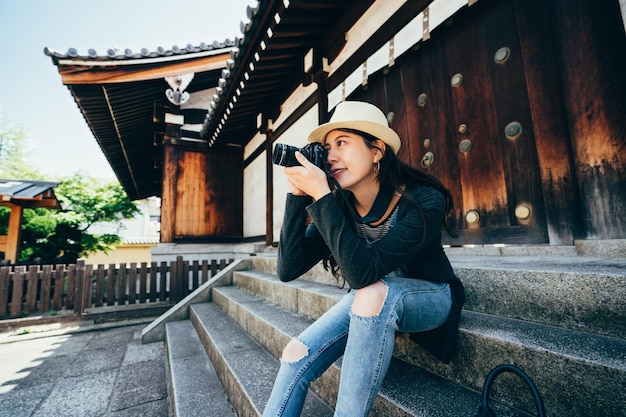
[0,320,170,417]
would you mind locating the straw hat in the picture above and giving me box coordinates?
[307,101,401,154]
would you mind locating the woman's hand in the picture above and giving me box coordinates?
[284,152,331,200]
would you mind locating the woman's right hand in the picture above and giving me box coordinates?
[284,152,331,200]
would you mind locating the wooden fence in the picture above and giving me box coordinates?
[0,256,233,319]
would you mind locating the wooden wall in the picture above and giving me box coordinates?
[348,0,625,245]
[160,144,243,243]
[548,0,626,239]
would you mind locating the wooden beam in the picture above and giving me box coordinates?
[58,53,231,85]
[0,198,60,209]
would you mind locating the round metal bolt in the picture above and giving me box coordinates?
[459,139,472,153]
[494,47,511,64]
[418,93,428,107]
[451,73,463,87]
[515,205,532,220]
[466,210,480,224]
[505,121,523,140]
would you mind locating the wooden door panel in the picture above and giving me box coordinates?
[443,9,511,236]
[514,0,581,244]
[401,43,462,232]
[483,0,547,237]
[382,64,410,164]
[166,146,242,240]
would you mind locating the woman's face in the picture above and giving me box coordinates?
[324,130,383,194]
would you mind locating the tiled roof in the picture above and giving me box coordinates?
[120,237,160,245]
[45,40,236,200]
[0,179,61,209]
[44,40,237,62]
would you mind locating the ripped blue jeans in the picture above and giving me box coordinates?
[261,274,452,417]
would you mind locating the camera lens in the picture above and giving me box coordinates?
[272,143,300,167]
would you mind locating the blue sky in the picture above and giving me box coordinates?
[0,0,250,181]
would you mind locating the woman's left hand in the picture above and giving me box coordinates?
[284,152,331,201]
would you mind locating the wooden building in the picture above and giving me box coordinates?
[0,179,61,263]
[46,0,626,255]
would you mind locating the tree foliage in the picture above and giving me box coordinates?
[0,114,43,180]
[21,174,140,264]
[0,114,139,264]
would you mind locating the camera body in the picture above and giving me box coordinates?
[272,142,328,170]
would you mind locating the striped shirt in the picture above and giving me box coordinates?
[354,205,399,243]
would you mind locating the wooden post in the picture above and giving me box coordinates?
[118,263,127,305]
[10,266,26,317]
[5,204,23,264]
[0,266,10,316]
[149,261,157,302]
[40,265,52,313]
[128,262,137,304]
[95,264,105,307]
[183,260,191,296]
[24,265,39,314]
[74,260,85,314]
[85,263,93,309]
[106,263,116,306]
[265,128,274,246]
[52,264,65,311]
[192,260,199,292]
[176,256,184,301]
[139,262,148,303]
[210,259,218,277]
[159,261,167,301]
[201,260,209,285]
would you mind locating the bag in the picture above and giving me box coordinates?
[475,364,546,417]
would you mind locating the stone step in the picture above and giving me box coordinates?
[244,255,626,339]
[211,286,531,417]
[228,269,626,417]
[189,302,335,416]
[449,255,626,339]
[165,320,236,417]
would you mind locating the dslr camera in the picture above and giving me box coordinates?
[272,142,328,170]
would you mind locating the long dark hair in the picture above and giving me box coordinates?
[323,128,457,277]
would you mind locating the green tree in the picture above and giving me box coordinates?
[14,174,140,264]
[0,114,139,264]
[0,113,43,179]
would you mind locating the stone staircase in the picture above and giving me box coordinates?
[143,250,626,417]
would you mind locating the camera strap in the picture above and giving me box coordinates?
[326,173,394,224]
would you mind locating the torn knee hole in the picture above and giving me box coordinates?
[281,339,309,363]
[351,281,388,317]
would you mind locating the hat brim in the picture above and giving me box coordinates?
[308,120,401,154]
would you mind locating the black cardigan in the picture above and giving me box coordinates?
[277,185,464,363]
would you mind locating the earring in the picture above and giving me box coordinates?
[374,161,380,172]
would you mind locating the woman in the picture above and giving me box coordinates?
[263,101,464,417]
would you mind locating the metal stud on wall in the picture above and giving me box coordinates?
[515,204,532,220]
[459,139,472,153]
[451,73,463,87]
[418,93,428,107]
[494,47,511,64]
[465,210,480,225]
[505,121,522,140]
[421,151,434,168]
